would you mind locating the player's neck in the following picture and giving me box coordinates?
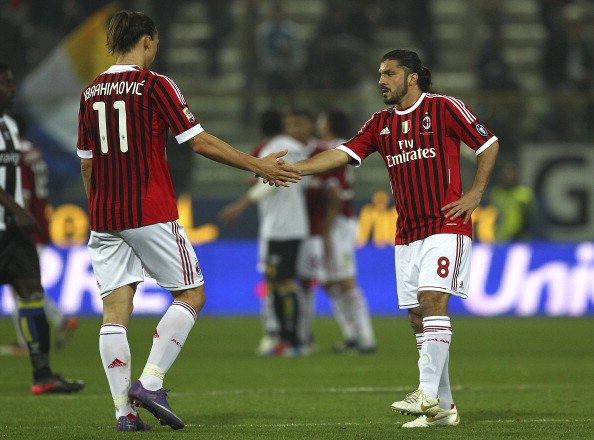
[115,51,145,69]
[396,90,423,111]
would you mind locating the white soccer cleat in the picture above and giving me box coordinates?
[390,389,440,416]
[402,407,460,428]
[255,335,279,356]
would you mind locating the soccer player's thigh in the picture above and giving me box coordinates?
[88,230,144,298]
[121,221,203,291]
[0,228,42,297]
[418,234,471,298]
[325,216,357,282]
[297,236,324,282]
[394,240,422,309]
[265,240,301,283]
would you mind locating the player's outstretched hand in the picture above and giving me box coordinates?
[258,150,301,187]
[218,199,250,224]
[441,189,482,224]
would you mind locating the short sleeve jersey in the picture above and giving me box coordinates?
[0,115,23,231]
[338,93,497,245]
[76,65,203,231]
[306,138,355,235]
[20,140,50,244]
[257,134,309,241]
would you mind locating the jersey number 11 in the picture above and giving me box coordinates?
[92,100,129,154]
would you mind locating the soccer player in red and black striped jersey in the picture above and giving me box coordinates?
[77,10,300,432]
[294,50,499,428]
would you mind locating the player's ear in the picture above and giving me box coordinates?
[143,35,152,51]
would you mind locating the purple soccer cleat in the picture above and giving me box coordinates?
[117,413,151,431]
[128,380,184,430]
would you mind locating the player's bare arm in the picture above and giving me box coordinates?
[442,140,499,224]
[294,149,350,176]
[0,186,39,232]
[80,158,92,200]
[189,131,300,187]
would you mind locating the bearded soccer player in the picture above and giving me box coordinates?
[293,49,499,428]
[77,10,299,432]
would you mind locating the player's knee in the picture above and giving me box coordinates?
[12,279,44,300]
[174,286,206,314]
[418,291,449,317]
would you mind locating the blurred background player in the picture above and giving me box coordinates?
[78,10,300,432]
[0,114,78,356]
[220,109,284,354]
[219,108,309,356]
[0,64,84,394]
[309,108,376,354]
[488,163,536,242]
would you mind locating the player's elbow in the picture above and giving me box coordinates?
[188,132,212,155]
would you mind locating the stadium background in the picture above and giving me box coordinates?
[1,0,594,317]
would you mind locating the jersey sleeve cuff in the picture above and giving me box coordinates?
[475,136,498,155]
[336,145,362,167]
[77,149,93,159]
[175,124,204,144]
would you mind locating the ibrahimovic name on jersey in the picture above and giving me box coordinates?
[77,65,202,231]
[338,93,497,245]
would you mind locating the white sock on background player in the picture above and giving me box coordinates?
[418,316,452,398]
[262,293,279,337]
[139,301,196,391]
[99,324,136,419]
[347,287,376,348]
[328,286,357,342]
[297,287,315,345]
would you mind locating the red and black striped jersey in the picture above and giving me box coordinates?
[20,140,50,244]
[77,64,202,231]
[339,93,497,245]
[306,139,355,235]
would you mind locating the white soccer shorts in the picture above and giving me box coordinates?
[394,233,471,309]
[88,220,204,298]
[298,216,358,283]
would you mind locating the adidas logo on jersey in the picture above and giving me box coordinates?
[380,127,391,135]
[108,358,126,368]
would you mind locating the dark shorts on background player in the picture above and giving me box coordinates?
[0,227,41,284]
[265,239,302,282]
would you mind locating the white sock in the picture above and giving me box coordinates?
[438,352,455,409]
[418,316,452,399]
[416,331,454,409]
[297,287,315,345]
[415,332,424,355]
[139,301,196,391]
[328,286,357,342]
[347,287,376,348]
[262,293,279,336]
[11,291,27,348]
[43,297,65,328]
[99,324,136,419]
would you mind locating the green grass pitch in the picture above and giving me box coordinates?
[0,316,593,439]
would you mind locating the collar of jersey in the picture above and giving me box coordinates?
[104,64,142,74]
[393,93,426,115]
